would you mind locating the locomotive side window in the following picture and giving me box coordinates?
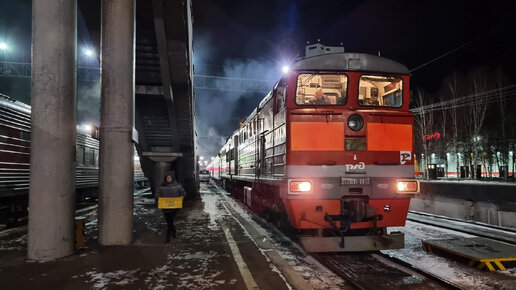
[358,75,403,107]
[295,74,348,105]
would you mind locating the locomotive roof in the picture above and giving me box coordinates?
[292,53,409,74]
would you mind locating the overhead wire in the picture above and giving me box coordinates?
[410,84,516,114]
[409,27,502,73]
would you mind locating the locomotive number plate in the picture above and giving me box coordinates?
[341,177,370,185]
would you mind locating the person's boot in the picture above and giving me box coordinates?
[164,228,171,243]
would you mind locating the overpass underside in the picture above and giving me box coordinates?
[135,0,197,196]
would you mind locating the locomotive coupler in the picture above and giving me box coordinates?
[365,214,383,236]
[325,213,351,248]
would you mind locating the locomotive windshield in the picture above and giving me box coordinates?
[295,74,348,105]
[358,75,403,107]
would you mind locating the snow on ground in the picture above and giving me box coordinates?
[0,230,27,251]
[200,192,229,230]
[383,221,516,289]
[5,184,514,289]
[143,251,229,290]
[80,269,140,288]
[217,186,349,290]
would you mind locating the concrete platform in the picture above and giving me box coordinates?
[0,184,334,289]
[422,237,516,271]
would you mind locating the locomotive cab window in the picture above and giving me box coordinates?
[358,75,403,107]
[295,73,348,105]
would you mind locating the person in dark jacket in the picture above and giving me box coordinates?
[157,171,186,242]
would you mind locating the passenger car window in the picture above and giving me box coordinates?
[296,74,347,106]
[358,75,403,107]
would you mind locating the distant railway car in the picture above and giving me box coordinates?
[0,94,147,224]
[207,51,419,252]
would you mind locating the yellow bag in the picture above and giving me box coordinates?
[158,197,184,209]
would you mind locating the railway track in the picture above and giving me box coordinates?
[407,211,516,245]
[312,252,462,290]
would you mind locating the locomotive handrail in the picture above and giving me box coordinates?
[291,111,342,116]
[368,112,412,117]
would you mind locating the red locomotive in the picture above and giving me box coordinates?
[207,49,419,252]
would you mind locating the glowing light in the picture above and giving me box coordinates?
[199,156,204,160]
[397,181,418,193]
[299,182,311,191]
[289,181,312,193]
[84,48,94,57]
[83,124,93,132]
[282,65,290,74]
[0,42,7,51]
[210,156,214,160]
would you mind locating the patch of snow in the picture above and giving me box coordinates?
[83,269,140,289]
[383,221,516,289]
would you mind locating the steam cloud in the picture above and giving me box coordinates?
[77,81,100,126]
[195,57,282,159]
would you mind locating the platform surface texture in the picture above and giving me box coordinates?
[422,237,516,271]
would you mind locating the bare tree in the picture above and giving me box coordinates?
[445,73,461,178]
[414,90,434,179]
[494,69,509,181]
[438,92,448,178]
[463,70,489,179]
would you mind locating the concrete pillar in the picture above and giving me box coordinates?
[98,0,135,245]
[28,0,77,260]
[154,161,171,194]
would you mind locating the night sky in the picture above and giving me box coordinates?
[1,0,514,158]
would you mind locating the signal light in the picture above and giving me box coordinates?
[289,180,312,194]
[396,180,419,194]
[348,114,364,131]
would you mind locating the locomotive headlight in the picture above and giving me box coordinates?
[289,180,312,194]
[347,114,364,131]
[396,180,419,194]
